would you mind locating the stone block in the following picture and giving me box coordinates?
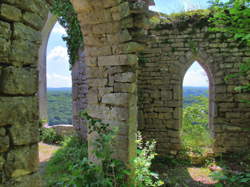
[85,57,98,67]
[22,11,44,30]
[102,93,130,106]
[0,21,11,39]
[0,97,38,127]
[107,29,132,44]
[87,104,129,122]
[86,67,106,78]
[0,37,10,62]
[13,23,41,43]
[0,4,22,21]
[111,2,130,21]
[98,55,138,66]
[112,42,144,54]
[114,82,136,93]
[0,136,9,153]
[0,128,6,136]
[114,72,136,83]
[6,144,38,178]
[10,39,39,65]
[10,121,39,145]
[0,155,4,170]
[0,67,37,95]
[6,173,41,187]
[88,78,107,87]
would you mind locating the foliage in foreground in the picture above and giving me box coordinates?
[40,127,64,144]
[210,151,250,187]
[181,96,213,154]
[44,112,163,186]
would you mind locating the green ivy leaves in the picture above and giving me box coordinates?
[51,0,83,68]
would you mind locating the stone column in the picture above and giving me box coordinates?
[70,0,148,163]
[72,49,88,140]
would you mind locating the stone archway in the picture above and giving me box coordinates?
[38,12,57,124]
[181,56,216,138]
[0,0,148,185]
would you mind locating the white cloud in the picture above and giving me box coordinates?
[47,73,72,88]
[47,46,69,62]
[183,69,208,87]
[52,22,67,35]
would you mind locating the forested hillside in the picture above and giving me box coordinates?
[47,88,72,126]
[47,87,208,125]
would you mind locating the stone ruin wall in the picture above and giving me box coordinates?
[138,14,250,156]
[0,0,150,185]
[0,0,49,186]
[0,0,249,186]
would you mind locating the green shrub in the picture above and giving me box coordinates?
[44,112,164,186]
[40,127,64,144]
[133,132,164,187]
[181,96,213,154]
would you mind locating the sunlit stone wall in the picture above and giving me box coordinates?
[138,12,250,156]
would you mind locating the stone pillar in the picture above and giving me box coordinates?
[0,0,49,186]
[72,49,88,140]
[70,0,148,163]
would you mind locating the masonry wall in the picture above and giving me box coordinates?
[72,49,88,140]
[0,0,49,186]
[138,14,250,156]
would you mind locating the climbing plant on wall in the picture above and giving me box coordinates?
[51,0,83,68]
[209,0,250,95]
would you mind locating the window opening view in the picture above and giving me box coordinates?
[181,61,212,155]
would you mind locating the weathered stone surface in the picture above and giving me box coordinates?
[0,128,6,136]
[10,40,39,65]
[138,13,250,156]
[102,93,130,106]
[0,136,9,153]
[0,97,38,127]
[0,4,21,21]
[98,55,138,66]
[10,121,39,145]
[0,38,10,62]
[0,67,37,95]
[22,12,44,30]
[114,72,136,83]
[13,23,41,43]
[5,145,38,178]
[5,173,41,187]
[0,21,11,39]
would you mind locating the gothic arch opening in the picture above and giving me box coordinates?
[38,13,87,139]
[181,60,215,154]
[38,13,57,124]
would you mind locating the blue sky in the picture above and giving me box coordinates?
[47,0,214,88]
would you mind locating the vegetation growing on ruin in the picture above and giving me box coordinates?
[51,0,83,67]
[209,0,250,95]
[44,113,163,186]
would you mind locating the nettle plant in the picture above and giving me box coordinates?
[79,111,164,187]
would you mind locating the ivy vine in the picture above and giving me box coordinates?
[50,0,83,68]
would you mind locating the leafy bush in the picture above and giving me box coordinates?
[133,132,164,187]
[40,127,64,144]
[181,96,213,154]
[44,112,163,186]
